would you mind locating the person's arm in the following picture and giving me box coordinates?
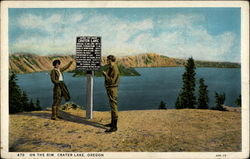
[102,71,108,78]
[102,65,110,81]
[50,70,60,84]
[103,64,119,84]
[61,61,73,72]
[110,65,119,84]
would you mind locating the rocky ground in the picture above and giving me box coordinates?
[9,107,241,152]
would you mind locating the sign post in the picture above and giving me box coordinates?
[76,36,101,119]
[86,70,94,119]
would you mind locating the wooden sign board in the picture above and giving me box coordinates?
[76,36,101,71]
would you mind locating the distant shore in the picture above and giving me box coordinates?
[9,53,240,74]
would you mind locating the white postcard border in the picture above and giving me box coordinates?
[1,1,249,159]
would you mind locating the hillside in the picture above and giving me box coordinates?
[9,107,241,152]
[9,54,76,74]
[9,53,240,74]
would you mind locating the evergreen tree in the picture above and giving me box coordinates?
[9,72,41,113]
[9,72,24,113]
[21,91,29,111]
[159,101,167,109]
[213,92,226,111]
[235,95,241,107]
[35,98,42,110]
[28,99,36,111]
[197,78,209,109]
[175,57,196,109]
[175,95,182,109]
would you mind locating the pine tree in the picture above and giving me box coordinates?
[159,101,167,109]
[9,72,24,113]
[175,95,182,109]
[235,95,241,107]
[197,78,209,109]
[9,71,40,113]
[35,98,42,110]
[175,57,196,109]
[214,92,226,111]
[28,99,36,111]
[21,91,29,111]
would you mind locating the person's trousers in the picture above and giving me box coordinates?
[106,87,118,120]
[51,84,62,118]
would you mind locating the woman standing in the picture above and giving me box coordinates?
[50,59,73,120]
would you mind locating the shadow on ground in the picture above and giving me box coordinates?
[18,110,107,130]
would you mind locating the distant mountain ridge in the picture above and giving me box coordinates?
[9,53,240,74]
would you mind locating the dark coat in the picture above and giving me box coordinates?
[50,62,72,101]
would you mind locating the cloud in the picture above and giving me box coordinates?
[168,14,205,28]
[10,10,239,62]
[71,14,84,22]
[17,13,63,32]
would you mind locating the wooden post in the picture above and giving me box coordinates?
[86,70,94,119]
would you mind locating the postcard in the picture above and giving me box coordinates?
[1,1,249,159]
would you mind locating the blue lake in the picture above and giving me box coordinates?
[16,67,241,111]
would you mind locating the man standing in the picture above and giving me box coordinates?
[102,55,120,133]
[50,59,73,120]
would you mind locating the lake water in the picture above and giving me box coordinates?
[16,67,241,111]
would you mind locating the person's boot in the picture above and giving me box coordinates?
[51,106,57,120]
[105,119,117,133]
[56,106,63,119]
[113,119,118,130]
[104,118,113,127]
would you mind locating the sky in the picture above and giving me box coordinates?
[9,8,241,62]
